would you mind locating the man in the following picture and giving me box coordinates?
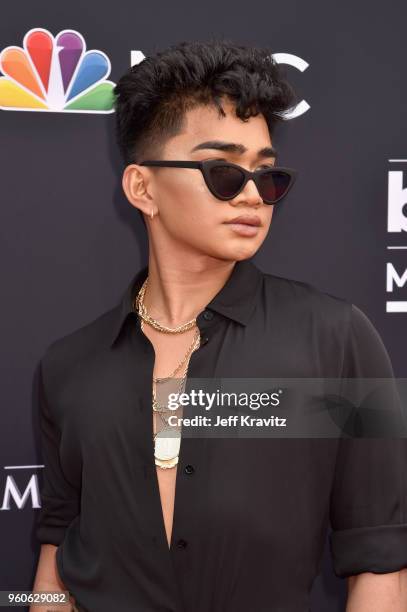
[32,40,407,611]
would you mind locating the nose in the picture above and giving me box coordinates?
[232,178,263,206]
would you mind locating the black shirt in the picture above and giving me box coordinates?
[35,258,407,612]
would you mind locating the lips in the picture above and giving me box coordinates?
[224,215,261,226]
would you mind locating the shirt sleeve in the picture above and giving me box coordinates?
[329,303,407,577]
[35,360,81,546]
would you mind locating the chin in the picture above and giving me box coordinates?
[208,245,260,262]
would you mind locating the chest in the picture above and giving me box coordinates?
[55,312,344,504]
[139,321,203,547]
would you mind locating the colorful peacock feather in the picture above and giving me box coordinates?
[0,28,115,113]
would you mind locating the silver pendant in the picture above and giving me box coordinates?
[154,428,181,461]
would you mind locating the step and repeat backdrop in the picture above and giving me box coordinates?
[0,1,406,611]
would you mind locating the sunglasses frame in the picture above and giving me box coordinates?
[139,159,297,204]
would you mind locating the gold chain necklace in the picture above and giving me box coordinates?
[134,277,201,469]
[135,277,197,333]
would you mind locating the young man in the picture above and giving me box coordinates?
[32,40,407,611]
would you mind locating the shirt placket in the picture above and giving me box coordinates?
[133,308,219,611]
[168,308,220,607]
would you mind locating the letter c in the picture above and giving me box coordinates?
[272,53,310,119]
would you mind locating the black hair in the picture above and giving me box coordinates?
[113,39,297,225]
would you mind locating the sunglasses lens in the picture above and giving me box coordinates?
[208,165,245,198]
[257,170,292,203]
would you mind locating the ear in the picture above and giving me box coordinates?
[121,164,157,217]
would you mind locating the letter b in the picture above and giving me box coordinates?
[388,171,407,232]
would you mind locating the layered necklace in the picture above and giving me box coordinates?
[133,277,201,469]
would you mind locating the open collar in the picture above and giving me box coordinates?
[110,258,263,347]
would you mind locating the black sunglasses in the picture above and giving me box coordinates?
[139,159,297,205]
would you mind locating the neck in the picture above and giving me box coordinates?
[141,241,237,327]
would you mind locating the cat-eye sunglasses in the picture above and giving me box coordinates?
[139,159,297,205]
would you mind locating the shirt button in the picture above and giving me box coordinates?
[184,464,195,475]
[203,310,213,321]
[176,538,188,549]
[200,334,209,345]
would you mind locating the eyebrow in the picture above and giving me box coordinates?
[190,140,277,160]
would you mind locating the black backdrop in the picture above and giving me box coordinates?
[1,1,406,610]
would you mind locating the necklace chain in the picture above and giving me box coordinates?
[134,276,201,469]
[134,277,197,333]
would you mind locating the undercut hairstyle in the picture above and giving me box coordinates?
[113,39,297,225]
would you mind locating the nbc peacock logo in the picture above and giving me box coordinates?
[0,27,115,113]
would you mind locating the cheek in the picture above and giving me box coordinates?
[178,171,216,204]
[157,171,200,203]
[156,174,221,224]
[162,170,206,198]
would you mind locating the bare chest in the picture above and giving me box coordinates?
[142,323,199,547]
